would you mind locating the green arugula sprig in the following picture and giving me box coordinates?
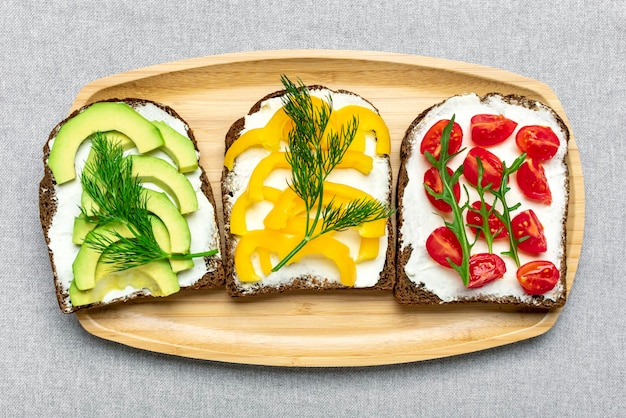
[423,115,474,286]
[81,132,216,271]
[464,159,503,253]
[490,153,527,267]
[424,118,529,282]
[271,75,394,272]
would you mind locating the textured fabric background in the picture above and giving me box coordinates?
[1,1,624,416]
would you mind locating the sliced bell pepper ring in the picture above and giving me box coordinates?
[223,108,293,170]
[230,186,282,236]
[357,237,381,262]
[246,151,374,202]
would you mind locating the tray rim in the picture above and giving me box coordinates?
[70,49,584,367]
[71,49,567,115]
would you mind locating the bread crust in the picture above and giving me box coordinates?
[40,98,224,313]
[222,86,394,297]
[394,93,569,309]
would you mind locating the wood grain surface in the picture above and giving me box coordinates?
[73,50,584,367]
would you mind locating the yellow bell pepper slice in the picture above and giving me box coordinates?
[263,182,385,236]
[223,108,293,170]
[230,186,282,236]
[246,151,374,202]
[235,230,356,285]
[235,230,300,282]
[287,235,357,286]
[257,247,274,276]
[357,237,381,262]
[333,105,391,155]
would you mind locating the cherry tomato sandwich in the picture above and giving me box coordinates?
[395,93,569,308]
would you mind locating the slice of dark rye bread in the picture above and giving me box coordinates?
[221,86,395,297]
[395,93,570,309]
[40,98,224,313]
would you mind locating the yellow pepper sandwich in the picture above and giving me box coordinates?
[221,77,394,296]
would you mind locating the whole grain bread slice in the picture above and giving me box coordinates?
[40,98,224,313]
[222,86,395,297]
[395,93,569,309]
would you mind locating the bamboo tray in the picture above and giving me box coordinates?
[72,50,584,367]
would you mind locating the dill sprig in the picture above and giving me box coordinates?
[80,132,216,271]
[271,76,393,272]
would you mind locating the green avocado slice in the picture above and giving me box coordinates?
[143,190,194,272]
[150,120,199,173]
[73,192,194,279]
[48,102,164,184]
[79,189,192,255]
[72,214,95,245]
[72,222,132,290]
[69,259,180,307]
[129,155,198,214]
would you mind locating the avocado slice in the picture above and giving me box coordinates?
[143,190,194,272]
[147,211,193,273]
[72,202,193,291]
[48,102,164,184]
[150,120,199,173]
[72,214,95,245]
[79,189,192,255]
[129,155,198,214]
[83,131,135,168]
[69,259,180,307]
[72,222,132,290]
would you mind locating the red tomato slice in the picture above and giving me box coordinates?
[420,119,463,160]
[426,226,463,268]
[515,125,560,161]
[511,209,547,254]
[463,147,503,189]
[467,253,506,288]
[423,166,460,213]
[516,159,552,204]
[516,260,560,295]
[465,201,508,239]
[471,114,518,146]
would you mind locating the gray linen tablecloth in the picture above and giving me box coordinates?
[1,1,624,416]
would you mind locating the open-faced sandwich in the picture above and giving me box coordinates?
[40,98,223,313]
[395,93,569,309]
[222,77,395,296]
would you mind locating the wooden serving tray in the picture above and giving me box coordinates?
[72,50,584,367]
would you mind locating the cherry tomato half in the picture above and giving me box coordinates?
[423,166,460,213]
[515,125,560,161]
[512,209,547,254]
[516,159,552,204]
[420,119,463,160]
[463,147,503,189]
[516,260,560,295]
[467,253,506,289]
[465,201,508,239]
[426,226,463,268]
[470,114,518,146]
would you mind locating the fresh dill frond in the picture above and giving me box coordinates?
[320,198,392,234]
[271,76,393,272]
[80,132,216,272]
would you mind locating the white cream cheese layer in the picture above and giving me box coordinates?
[224,89,391,289]
[47,102,220,306]
[400,93,568,302]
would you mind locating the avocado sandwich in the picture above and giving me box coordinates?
[40,98,223,313]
